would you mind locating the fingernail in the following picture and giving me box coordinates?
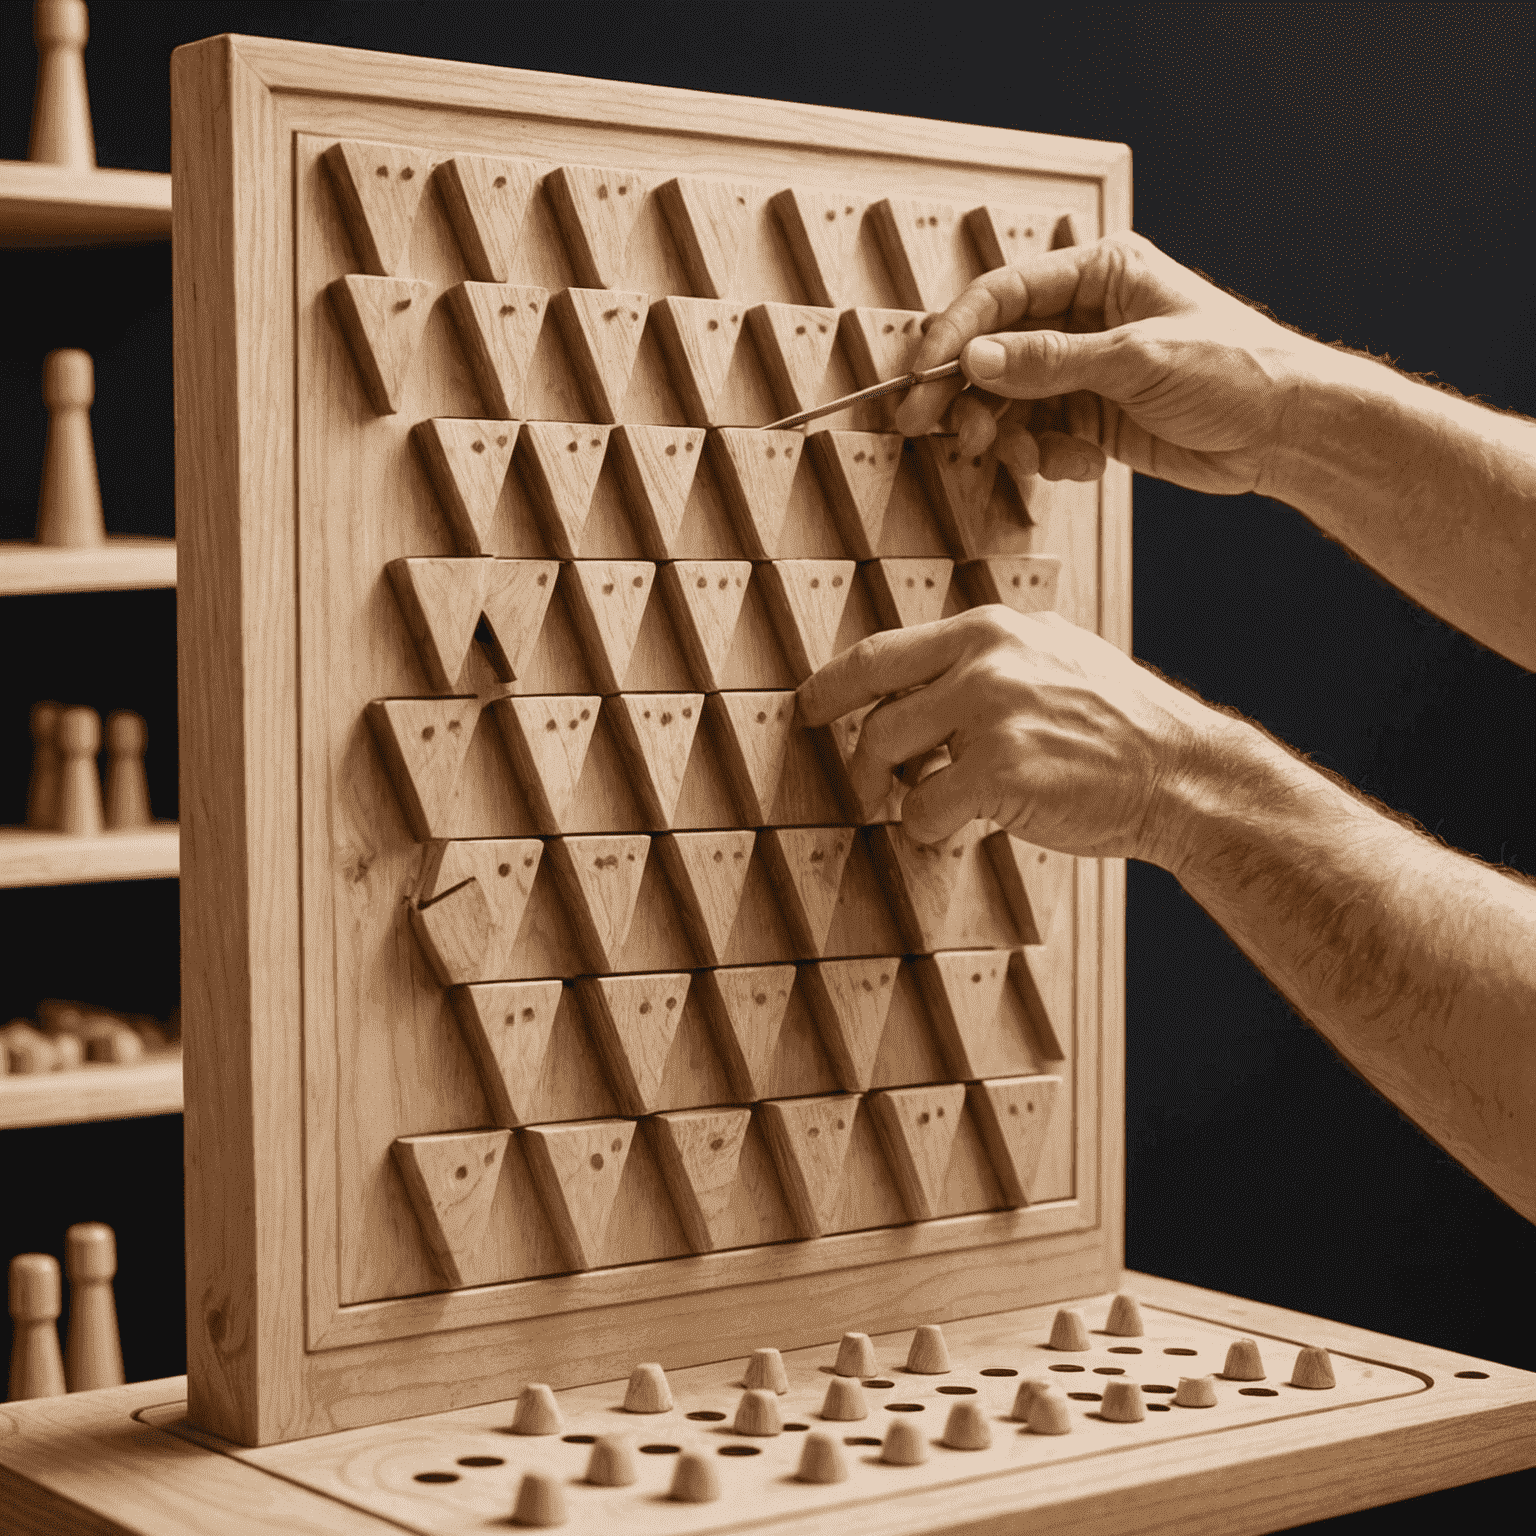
[966,338,1006,379]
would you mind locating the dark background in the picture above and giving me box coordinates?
[2,2,1531,1525]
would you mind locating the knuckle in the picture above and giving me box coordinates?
[963,604,1024,649]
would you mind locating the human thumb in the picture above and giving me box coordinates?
[962,327,1143,402]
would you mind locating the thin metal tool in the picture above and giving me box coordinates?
[761,359,964,431]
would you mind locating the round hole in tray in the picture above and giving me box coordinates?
[783,1423,810,1431]
[862,1379,895,1389]
[456,1456,504,1468]
[1141,1384,1176,1394]
[1107,1347,1142,1355]
[1067,1392,1102,1402]
[1093,1367,1125,1376]
[640,1444,681,1454]
[1163,1347,1198,1356]
[980,1367,1018,1377]
[686,1411,727,1421]
[413,1472,459,1484]
[561,1434,596,1445]
[1147,1402,1172,1412]
[935,1385,976,1395]
[885,1403,925,1412]
[1048,1364,1084,1373]
[1455,1371,1490,1379]
[719,1445,761,1456]
[1239,1387,1279,1397]
[844,1436,882,1446]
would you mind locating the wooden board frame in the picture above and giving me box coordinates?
[173,32,1133,1447]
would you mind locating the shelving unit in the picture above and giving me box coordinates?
[0,160,169,245]
[0,535,174,594]
[0,824,178,886]
[0,1054,181,1129]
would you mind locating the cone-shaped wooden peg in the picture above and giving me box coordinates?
[880,1417,928,1465]
[37,349,105,548]
[104,711,152,829]
[29,0,95,168]
[819,1376,868,1421]
[7,1253,66,1401]
[1173,1374,1218,1408]
[743,1346,789,1394]
[585,1433,638,1487]
[668,1451,720,1503]
[511,1382,564,1434]
[1291,1346,1336,1389]
[1009,1378,1052,1421]
[905,1324,951,1374]
[1100,1379,1146,1423]
[1222,1338,1265,1381]
[796,1430,849,1484]
[941,1400,992,1450]
[63,1222,123,1392]
[1025,1385,1073,1435]
[623,1361,673,1413]
[733,1387,783,1436]
[55,706,102,836]
[1048,1307,1090,1351]
[511,1470,567,1526]
[1104,1293,1144,1337]
[834,1330,878,1378]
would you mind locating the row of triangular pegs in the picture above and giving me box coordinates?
[394,1072,1063,1285]
[324,137,1079,310]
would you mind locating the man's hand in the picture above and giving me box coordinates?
[797,605,1218,864]
[894,233,1321,498]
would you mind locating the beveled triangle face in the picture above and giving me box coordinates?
[410,837,543,986]
[648,1106,753,1252]
[969,1074,1062,1207]
[412,419,519,555]
[563,561,655,693]
[706,691,797,825]
[801,957,899,1092]
[965,204,1075,271]
[960,555,1061,616]
[437,155,541,282]
[747,303,840,415]
[577,971,693,1115]
[869,1083,967,1221]
[910,438,1000,559]
[840,308,927,387]
[391,1129,510,1287]
[983,829,1046,947]
[387,557,489,691]
[806,431,904,560]
[760,1093,859,1238]
[655,829,756,965]
[865,558,953,631]
[710,429,802,559]
[479,559,559,680]
[657,177,754,299]
[545,164,648,288]
[490,695,601,833]
[695,964,796,1100]
[544,834,651,971]
[322,140,429,277]
[366,696,479,840]
[869,820,987,951]
[769,187,866,308]
[650,298,744,425]
[516,423,611,558]
[915,949,1011,1080]
[759,560,855,681]
[521,1119,636,1271]
[870,197,963,311]
[327,275,435,416]
[551,288,648,422]
[452,979,566,1127]
[659,561,750,692]
[610,425,705,559]
[761,826,854,957]
[445,283,547,419]
[606,693,705,829]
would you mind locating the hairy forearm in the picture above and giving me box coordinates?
[1156,712,1536,1221]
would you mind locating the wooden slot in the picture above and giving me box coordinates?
[968,1074,1062,1207]
[549,287,648,423]
[520,1119,637,1271]
[451,979,566,1127]
[769,187,866,308]
[544,834,652,972]
[605,693,705,829]
[965,204,1077,271]
[544,164,648,289]
[760,826,855,957]
[758,1094,860,1238]
[392,1129,511,1288]
[365,697,479,841]
[437,156,541,282]
[647,1106,753,1251]
[746,303,840,415]
[806,431,904,560]
[489,696,601,834]
[515,423,611,559]
[655,829,756,965]
[865,557,953,631]
[656,177,754,299]
[913,949,1012,1081]
[321,139,428,277]
[658,561,751,693]
[960,555,1062,616]
[411,419,519,556]
[758,560,856,682]
[868,1083,967,1221]
[693,964,796,1101]
[410,838,544,987]
[706,691,798,825]
[801,957,900,1092]
[870,197,965,312]
[444,283,548,420]
[563,561,656,694]
[577,973,693,1116]
[650,297,745,425]
[910,438,1000,560]
[610,425,706,560]
[326,274,434,415]
[710,429,803,559]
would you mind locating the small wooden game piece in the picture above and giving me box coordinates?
[710,429,801,559]
[880,1417,928,1466]
[515,423,611,558]
[961,555,1063,617]
[655,830,754,965]
[759,559,854,682]
[511,1469,567,1526]
[769,187,865,309]
[1009,1378,1051,1421]
[1222,1338,1266,1381]
[1101,1379,1147,1423]
[747,303,840,415]
[326,275,434,415]
[62,1222,123,1393]
[870,198,962,312]
[834,1331,879,1378]
[706,692,796,824]
[585,1432,638,1485]
[479,560,560,681]
[445,282,547,420]
[1105,1293,1145,1337]
[942,1400,992,1450]
[28,0,93,168]
[437,156,540,283]
[864,558,952,632]
[1009,948,1068,1062]
[1291,1346,1337,1389]
[550,287,647,422]
[8,1253,66,1401]
[909,437,999,560]
[391,1130,511,1288]
[806,431,903,560]
[667,1451,720,1503]
[576,972,692,1116]
[25,701,62,829]
[759,1094,858,1238]
[606,694,704,828]
[54,706,102,836]
[610,425,704,558]
[819,1376,867,1421]
[760,827,854,957]
[452,980,565,1127]
[2,1021,57,1074]
[411,838,543,987]
[650,1108,752,1250]
[801,958,898,1092]
[914,951,1011,1081]
[544,834,650,972]
[743,1347,790,1394]
[545,164,647,289]
[1174,1374,1218,1408]
[411,420,519,556]
[966,204,1077,271]
[366,697,478,841]
[102,712,150,830]
[622,1362,673,1414]
[905,1323,951,1375]
[868,822,981,952]
[36,349,105,548]
[796,1429,850,1484]
[511,1382,564,1435]
[1026,1384,1073,1435]
[521,1119,635,1271]
[733,1387,783,1435]
[321,140,427,277]
[657,177,753,299]
[80,1014,143,1064]
[658,561,750,693]
[694,964,795,1101]
[49,1033,82,1069]
[870,1084,966,1222]
[1049,1307,1091,1352]
[491,695,600,834]
[563,561,655,694]
[968,1075,1062,1208]
[650,299,743,426]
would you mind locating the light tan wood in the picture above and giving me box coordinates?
[865,558,953,630]
[54,705,101,835]
[0,160,170,246]
[657,176,753,299]
[759,1094,860,1238]
[25,700,61,829]
[870,198,969,312]
[0,1053,180,1129]
[564,560,656,693]
[0,535,174,595]
[102,711,151,829]
[748,303,839,414]
[410,419,519,554]
[658,561,751,692]
[491,694,601,832]
[869,1084,968,1221]
[7,1253,65,1402]
[806,431,904,559]
[436,154,540,282]
[365,696,479,839]
[28,0,93,169]
[968,1074,1063,1207]
[910,438,999,559]
[651,298,744,425]
[841,307,927,390]
[451,979,565,1126]
[770,187,866,308]
[623,1363,673,1414]
[544,833,651,970]
[444,281,547,420]
[655,830,756,965]
[551,286,648,421]
[577,972,693,1115]
[611,424,706,558]
[607,693,705,828]
[914,950,1012,1079]
[410,837,543,986]
[392,1130,511,1287]
[801,957,900,1092]
[758,559,855,681]
[693,964,796,1101]
[961,554,1062,615]
[516,421,611,555]
[521,1119,637,1271]
[648,1106,753,1252]
[710,428,803,558]
[545,163,648,289]
[706,691,797,824]
[320,139,427,277]
[966,203,1076,269]
[35,348,104,547]
[761,827,855,957]
[326,273,434,414]
[0,824,177,888]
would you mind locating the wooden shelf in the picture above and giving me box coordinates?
[0,824,179,887]
[0,536,175,595]
[0,1053,182,1129]
[0,162,171,246]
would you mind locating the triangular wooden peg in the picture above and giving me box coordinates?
[760,1094,859,1237]
[577,972,693,1115]
[801,957,899,1092]
[479,559,559,680]
[747,303,840,415]
[657,177,753,298]
[649,1107,753,1252]
[438,155,541,282]
[759,560,855,681]
[965,205,1076,272]
[694,965,796,1100]
[490,695,601,834]
[410,871,493,988]
[551,287,648,422]
[870,198,963,311]
[650,298,744,426]
[841,308,927,387]
[969,1075,1062,1207]
[610,425,705,559]
[870,1083,967,1221]
[544,834,651,971]
[658,561,751,692]
[516,423,611,559]
[959,555,1061,616]
[412,418,518,555]
[452,980,566,1127]
[865,558,953,631]
[770,187,865,308]
[710,429,802,559]
[327,275,434,415]
[868,821,982,951]
[366,697,479,840]
[564,561,656,693]
[521,1119,637,1271]
[914,950,1011,1080]
[910,438,999,559]
[545,164,648,289]
[392,1129,510,1287]
[444,282,547,420]
[606,693,705,829]
[656,829,756,965]
[322,140,429,277]
[805,431,904,560]
[983,829,1049,946]
[410,838,544,986]
[761,826,854,956]
[706,691,797,825]
[387,557,489,691]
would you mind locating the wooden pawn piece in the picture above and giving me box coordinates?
[1104,1292,1145,1337]
[63,1222,122,1392]
[941,1399,992,1450]
[1222,1338,1266,1381]
[510,1382,563,1434]
[29,1,95,168]
[1009,1378,1052,1421]
[1100,1379,1146,1422]
[732,1387,782,1436]
[1047,1307,1090,1351]
[1291,1346,1336,1389]
[819,1376,867,1421]
[54,707,103,836]
[622,1362,672,1413]
[36,350,105,547]
[668,1451,720,1503]
[510,1471,567,1527]
[103,711,151,829]
[905,1323,950,1374]
[26,701,62,829]
[743,1346,789,1394]
[1173,1374,1218,1408]
[584,1434,637,1487]
[795,1430,849,1484]
[1025,1384,1073,1434]
[834,1330,878,1377]
[7,1254,66,1401]
[880,1416,928,1465]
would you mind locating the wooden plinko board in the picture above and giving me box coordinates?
[173,33,1131,1447]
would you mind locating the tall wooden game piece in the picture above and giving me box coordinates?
[25,699,63,829]
[103,709,152,828]
[55,704,103,835]
[64,1222,125,1392]
[6,1254,66,1402]
[36,348,106,548]
[27,0,95,169]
